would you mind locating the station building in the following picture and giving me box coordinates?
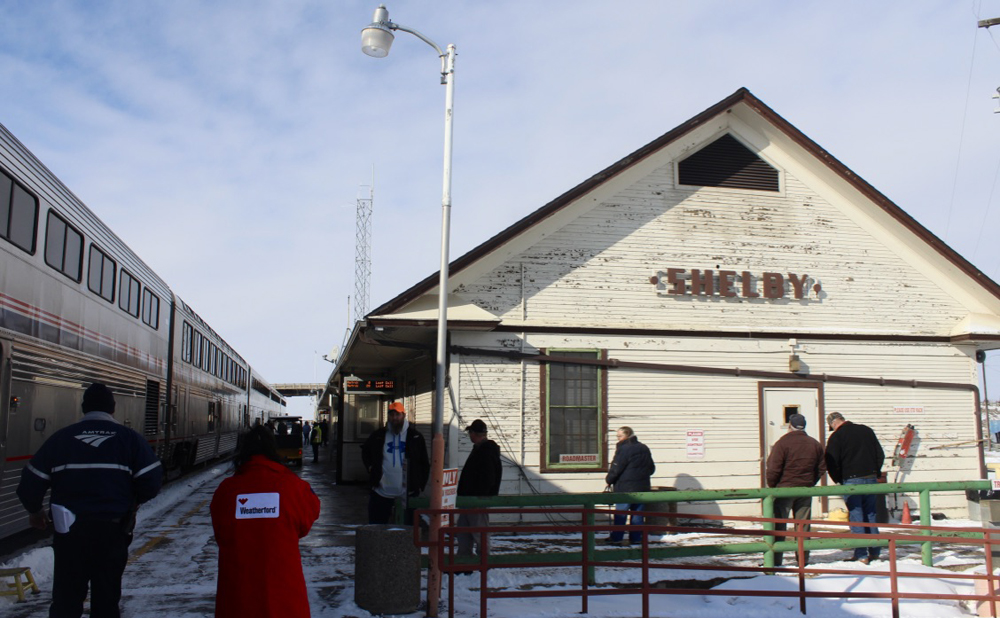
[325,88,1000,516]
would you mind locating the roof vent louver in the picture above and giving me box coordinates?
[678,133,779,192]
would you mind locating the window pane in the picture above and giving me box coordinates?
[10,183,38,252]
[119,271,131,312]
[182,323,191,362]
[45,212,66,270]
[102,257,115,300]
[130,279,140,316]
[546,351,601,466]
[148,292,159,328]
[0,172,11,237]
[142,288,152,323]
[63,225,82,281]
[88,246,103,292]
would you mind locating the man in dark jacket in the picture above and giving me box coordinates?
[765,413,825,566]
[17,383,162,618]
[824,411,885,563]
[604,427,655,545]
[456,419,503,556]
[361,401,430,524]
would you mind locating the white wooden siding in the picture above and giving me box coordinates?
[458,165,969,336]
[453,331,979,515]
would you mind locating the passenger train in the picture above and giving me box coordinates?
[0,121,285,539]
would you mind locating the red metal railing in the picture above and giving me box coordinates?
[414,506,1000,618]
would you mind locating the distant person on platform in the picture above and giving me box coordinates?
[320,419,330,446]
[303,421,311,447]
[765,413,825,566]
[310,422,323,464]
[17,383,163,618]
[211,425,320,618]
[361,402,430,524]
[456,419,503,556]
[604,426,655,546]
[825,411,886,564]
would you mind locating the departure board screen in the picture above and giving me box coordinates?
[344,377,395,393]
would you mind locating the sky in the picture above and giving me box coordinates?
[4,1,1000,417]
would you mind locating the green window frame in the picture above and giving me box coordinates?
[540,348,608,473]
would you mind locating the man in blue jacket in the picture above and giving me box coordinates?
[605,426,655,546]
[17,383,162,618]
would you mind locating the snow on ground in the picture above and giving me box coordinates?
[1,460,998,617]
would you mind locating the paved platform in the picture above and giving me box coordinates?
[1,451,376,617]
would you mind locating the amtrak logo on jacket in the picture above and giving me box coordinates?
[74,431,116,447]
[235,493,280,519]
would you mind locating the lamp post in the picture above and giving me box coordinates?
[361,6,454,616]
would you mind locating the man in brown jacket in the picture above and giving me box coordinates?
[765,413,825,566]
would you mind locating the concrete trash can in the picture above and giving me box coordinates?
[645,486,679,534]
[355,524,421,614]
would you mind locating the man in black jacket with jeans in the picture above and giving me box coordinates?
[605,427,655,546]
[824,411,885,564]
[456,419,502,556]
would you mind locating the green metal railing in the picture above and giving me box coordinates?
[409,480,994,573]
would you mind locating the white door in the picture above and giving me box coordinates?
[762,387,821,461]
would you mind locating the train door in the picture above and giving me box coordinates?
[0,339,10,483]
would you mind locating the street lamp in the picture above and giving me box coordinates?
[362,5,455,615]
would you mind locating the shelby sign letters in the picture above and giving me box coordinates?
[652,269,823,300]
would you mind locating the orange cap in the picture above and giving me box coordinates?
[388,402,405,414]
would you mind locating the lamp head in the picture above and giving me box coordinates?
[361,4,394,58]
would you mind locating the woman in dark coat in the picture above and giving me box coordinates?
[210,426,321,618]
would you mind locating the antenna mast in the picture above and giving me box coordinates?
[354,170,373,322]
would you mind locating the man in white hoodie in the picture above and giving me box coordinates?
[361,402,430,524]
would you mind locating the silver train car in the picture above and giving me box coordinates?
[0,121,285,539]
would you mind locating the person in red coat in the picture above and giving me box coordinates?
[210,426,321,618]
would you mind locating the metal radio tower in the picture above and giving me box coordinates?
[354,176,373,323]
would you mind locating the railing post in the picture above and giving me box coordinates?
[762,494,776,568]
[642,531,650,618]
[586,508,597,585]
[920,489,932,567]
[889,538,900,618]
[480,526,488,618]
[985,528,997,618]
[581,509,589,615]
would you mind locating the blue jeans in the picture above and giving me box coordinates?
[844,477,880,560]
[610,503,645,543]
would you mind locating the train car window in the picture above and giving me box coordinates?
[1,169,39,254]
[216,348,223,378]
[44,210,84,282]
[201,338,210,372]
[193,331,202,366]
[87,245,116,303]
[182,322,192,363]
[118,269,141,317]
[142,288,159,329]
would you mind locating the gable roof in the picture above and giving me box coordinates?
[368,87,1000,318]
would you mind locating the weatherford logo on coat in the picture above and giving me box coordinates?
[651,269,823,300]
[74,431,115,447]
[235,493,280,519]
